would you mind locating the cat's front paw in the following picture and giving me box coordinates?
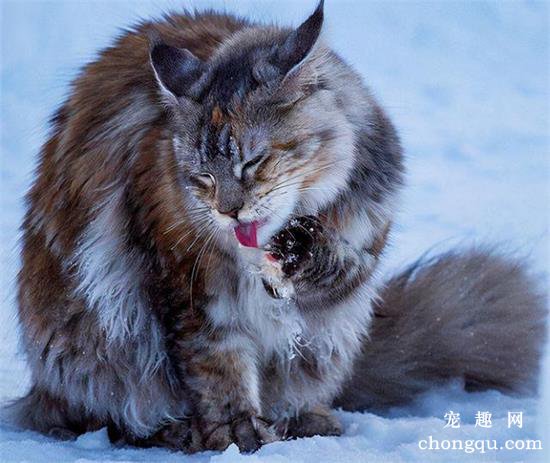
[265,216,324,278]
[120,418,202,453]
[278,407,343,440]
[203,415,277,454]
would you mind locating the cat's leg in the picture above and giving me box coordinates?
[14,308,190,450]
[179,322,278,452]
[262,216,381,439]
[6,385,99,440]
[263,348,349,440]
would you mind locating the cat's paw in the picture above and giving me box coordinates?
[265,216,324,278]
[121,419,202,453]
[203,415,277,453]
[232,415,278,453]
[47,427,78,441]
[279,407,342,440]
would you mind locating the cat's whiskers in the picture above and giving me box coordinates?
[185,217,215,252]
[171,222,208,250]
[298,186,339,194]
[170,213,212,252]
[203,227,222,283]
[164,207,210,234]
[189,224,219,308]
[268,153,286,173]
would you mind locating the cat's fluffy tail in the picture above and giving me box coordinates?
[334,248,547,411]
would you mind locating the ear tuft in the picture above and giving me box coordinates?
[275,0,324,74]
[150,43,205,100]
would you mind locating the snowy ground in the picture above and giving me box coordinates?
[0,0,548,462]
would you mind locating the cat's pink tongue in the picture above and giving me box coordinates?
[234,221,259,248]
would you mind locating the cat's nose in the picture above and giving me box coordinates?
[215,186,244,220]
[217,206,240,220]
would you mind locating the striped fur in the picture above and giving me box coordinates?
[11,2,542,456]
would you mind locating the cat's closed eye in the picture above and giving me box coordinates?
[192,173,215,188]
[243,155,264,172]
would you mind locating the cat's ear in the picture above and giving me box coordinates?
[274,0,324,76]
[150,42,206,101]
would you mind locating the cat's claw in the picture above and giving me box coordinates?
[203,415,277,453]
[232,416,277,453]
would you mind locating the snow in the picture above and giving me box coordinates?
[0,0,548,462]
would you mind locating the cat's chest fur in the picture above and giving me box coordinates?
[203,242,374,382]
[207,255,306,359]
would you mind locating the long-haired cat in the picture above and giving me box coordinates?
[9,0,545,454]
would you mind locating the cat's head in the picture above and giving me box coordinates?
[150,1,354,249]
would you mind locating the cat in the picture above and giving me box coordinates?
[8,0,545,454]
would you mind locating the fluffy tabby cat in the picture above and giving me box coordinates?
[9,1,546,454]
